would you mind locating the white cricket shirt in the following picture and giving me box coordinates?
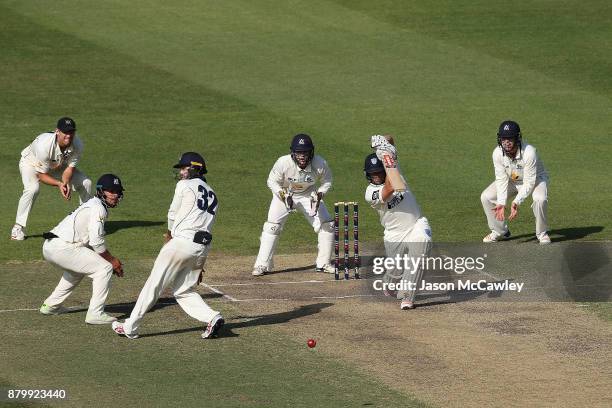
[168,178,218,242]
[50,197,108,253]
[267,154,332,197]
[492,143,548,206]
[365,180,422,241]
[21,132,83,173]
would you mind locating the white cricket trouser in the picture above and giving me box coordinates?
[42,239,114,317]
[480,180,548,236]
[122,238,219,335]
[254,193,334,270]
[16,158,92,227]
[383,217,433,302]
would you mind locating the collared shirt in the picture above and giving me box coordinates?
[21,132,83,173]
[492,143,548,206]
[267,154,332,197]
[168,178,218,242]
[51,197,108,253]
[365,175,422,241]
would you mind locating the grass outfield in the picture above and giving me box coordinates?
[1,1,611,406]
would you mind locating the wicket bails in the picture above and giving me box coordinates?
[333,201,360,280]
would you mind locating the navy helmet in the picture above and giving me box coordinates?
[290,133,314,167]
[57,117,76,133]
[497,120,522,154]
[96,173,124,206]
[173,152,207,179]
[364,153,385,183]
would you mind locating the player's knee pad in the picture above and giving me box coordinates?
[319,221,334,234]
[263,222,283,235]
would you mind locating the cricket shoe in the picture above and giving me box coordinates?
[400,299,415,310]
[85,313,117,325]
[112,321,139,339]
[537,232,551,244]
[252,265,268,276]
[10,224,25,241]
[202,314,224,339]
[482,230,511,243]
[315,264,336,274]
[39,303,69,315]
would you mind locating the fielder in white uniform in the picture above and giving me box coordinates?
[11,117,92,241]
[481,120,550,244]
[252,134,335,276]
[364,149,432,310]
[39,174,125,325]
[112,152,224,340]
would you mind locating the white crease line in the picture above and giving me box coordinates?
[209,279,333,287]
[199,282,239,302]
[0,308,38,313]
[206,273,506,288]
[478,270,502,281]
[233,294,376,302]
[233,298,291,302]
[312,294,377,300]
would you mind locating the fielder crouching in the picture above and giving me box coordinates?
[39,174,125,324]
[112,152,224,340]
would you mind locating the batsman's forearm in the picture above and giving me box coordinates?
[37,172,62,187]
[381,178,394,202]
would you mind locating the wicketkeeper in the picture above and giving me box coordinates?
[252,134,335,276]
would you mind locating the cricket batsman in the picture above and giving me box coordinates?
[365,136,432,310]
[252,133,335,276]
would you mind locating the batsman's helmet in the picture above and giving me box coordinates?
[290,133,314,166]
[497,120,522,155]
[364,153,385,183]
[174,152,207,179]
[96,173,124,207]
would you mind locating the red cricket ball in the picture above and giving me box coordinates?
[307,339,316,348]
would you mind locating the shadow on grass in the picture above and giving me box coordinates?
[105,220,165,235]
[22,220,165,240]
[508,226,604,243]
[266,264,317,275]
[140,302,334,339]
[104,294,224,317]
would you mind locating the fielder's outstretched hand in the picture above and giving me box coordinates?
[494,204,505,221]
[508,202,519,221]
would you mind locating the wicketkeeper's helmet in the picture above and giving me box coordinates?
[290,133,314,165]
